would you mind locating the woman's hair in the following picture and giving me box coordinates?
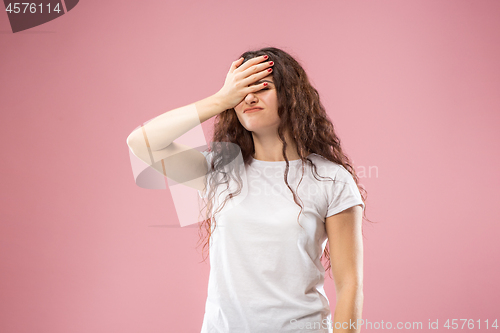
[196,46,372,278]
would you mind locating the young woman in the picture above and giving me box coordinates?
[127,47,368,333]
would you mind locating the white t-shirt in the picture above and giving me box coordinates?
[197,152,364,333]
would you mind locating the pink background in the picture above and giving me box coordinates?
[1,0,499,332]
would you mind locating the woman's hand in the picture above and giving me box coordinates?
[215,55,274,110]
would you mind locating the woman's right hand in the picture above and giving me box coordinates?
[215,55,274,110]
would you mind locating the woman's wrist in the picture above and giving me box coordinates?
[195,93,230,123]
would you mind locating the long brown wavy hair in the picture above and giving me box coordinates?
[196,46,372,278]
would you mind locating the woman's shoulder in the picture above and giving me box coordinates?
[307,153,351,179]
[311,154,359,185]
[307,153,342,168]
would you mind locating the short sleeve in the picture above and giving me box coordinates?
[197,151,212,199]
[325,165,365,218]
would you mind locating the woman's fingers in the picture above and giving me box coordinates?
[241,64,273,88]
[233,54,268,74]
[239,58,272,81]
[248,81,269,93]
[229,57,244,73]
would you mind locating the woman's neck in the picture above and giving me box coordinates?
[251,130,309,162]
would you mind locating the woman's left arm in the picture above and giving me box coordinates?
[325,205,364,333]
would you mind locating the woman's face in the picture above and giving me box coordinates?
[234,74,280,134]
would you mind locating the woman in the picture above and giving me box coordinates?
[127,47,368,333]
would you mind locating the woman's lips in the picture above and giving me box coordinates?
[244,108,263,113]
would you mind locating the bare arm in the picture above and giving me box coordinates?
[325,205,364,333]
[126,95,228,191]
[126,95,228,152]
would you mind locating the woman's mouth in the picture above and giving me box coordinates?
[244,107,263,113]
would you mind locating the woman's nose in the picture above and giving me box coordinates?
[245,93,258,103]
